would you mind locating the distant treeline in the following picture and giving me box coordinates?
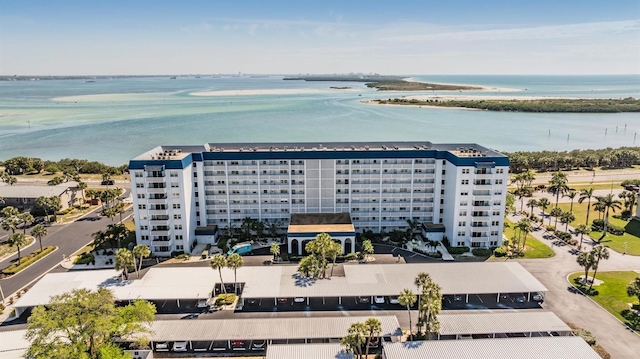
[284,75,480,91]
[504,147,640,173]
[1,157,128,176]
[373,97,640,112]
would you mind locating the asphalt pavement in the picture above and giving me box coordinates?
[0,207,133,297]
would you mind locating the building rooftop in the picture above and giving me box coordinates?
[131,142,507,162]
[267,343,353,359]
[288,213,355,234]
[437,311,571,335]
[0,329,29,359]
[149,316,400,342]
[382,337,601,359]
[0,182,76,199]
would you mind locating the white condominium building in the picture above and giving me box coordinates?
[129,142,509,256]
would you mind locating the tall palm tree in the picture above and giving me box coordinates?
[592,200,606,221]
[363,318,382,358]
[526,199,537,219]
[30,224,48,252]
[114,248,134,281]
[270,242,280,261]
[36,196,50,222]
[597,194,623,240]
[578,188,595,225]
[18,212,34,235]
[226,253,244,293]
[420,280,443,336]
[132,244,151,279]
[565,190,577,213]
[536,197,550,225]
[341,322,366,359]
[516,218,533,251]
[550,207,563,228]
[77,181,87,206]
[327,241,342,277]
[574,224,591,250]
[1,215,19,234]
[210,254,227,294]
[589,245,610,291]
[547,171,569,209]
[559,211,576,232]
[8,232,29,265]
[577,251,595,286]
[398,289,417,341]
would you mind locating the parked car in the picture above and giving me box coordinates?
[514,295,527,303]
[196,299,208,308]
[453,294,463,302]
[532,293,544,302]
[357,296,370,304]
[252,340,266,351]
[277,298,288,304]
[294,297,305,303]
[367,338,380,348]
[231,340,246,350]
[155,342,169,351]
[172,341,188,352]
[374,296,385,304]
[388,296,399,304]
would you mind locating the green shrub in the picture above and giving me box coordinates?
[447,246,470,254]
[494,246,508,257]
[344,252,358,261]
[574,328,596,345]
[546,225,556,232]
[472,248,492,257]
[555,231,573,241]
[74,252,95,265]
[215,293,237,307]
[1,246,56,275]
[175,254,190,261]
[170,251,184,258]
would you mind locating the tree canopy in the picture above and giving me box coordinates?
[26,288,155,359]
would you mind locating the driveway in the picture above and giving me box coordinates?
[509,213,640,358]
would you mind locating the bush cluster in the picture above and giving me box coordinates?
[74,252,95,265]
[1,246,55,275]
[591,219,625,235]
[215,293,237,307]
[446,246,470,255]
[472,248,492,257]
[493,246,508,257]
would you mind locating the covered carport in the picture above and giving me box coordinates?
[436,311,572,339]
[143,315,401,353]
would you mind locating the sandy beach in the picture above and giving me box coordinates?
[190,88,326,96]
[403,77,522,93]
[405,94,578,101]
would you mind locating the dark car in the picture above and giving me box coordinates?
[181,313,199,320]
[357,296,370,304]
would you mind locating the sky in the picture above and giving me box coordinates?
[1,0,639,75]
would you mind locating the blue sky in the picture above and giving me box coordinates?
[1,0,639,75]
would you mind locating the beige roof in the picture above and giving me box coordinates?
[0,329,29,359]
[267,343,353,359]
[150,316,401,341]
[0,183,74,199]
[438,311,571,335]
[382,337,601,359]
[288,224,355,233]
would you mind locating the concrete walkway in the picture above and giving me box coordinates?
[508,211,640,358]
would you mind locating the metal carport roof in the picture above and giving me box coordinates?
[437,311,571,335]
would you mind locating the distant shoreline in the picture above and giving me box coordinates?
[283,75,500,92]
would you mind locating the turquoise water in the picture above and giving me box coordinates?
[0,75,639,165]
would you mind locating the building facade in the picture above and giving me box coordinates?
[129,142,509,256]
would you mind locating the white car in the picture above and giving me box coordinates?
[172,341,188,352]
[374,296,385,304]
[294,297,305,303]
[155,342,169,351]
[389,296,399,304]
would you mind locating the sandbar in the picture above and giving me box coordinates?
[190,89,325,96]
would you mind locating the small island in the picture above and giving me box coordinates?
[371,97,640,113]
[284,75,482,91]
[330,86,352,90]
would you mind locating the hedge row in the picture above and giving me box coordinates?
[591,219,625,235]
[1,246,56,275]
[446,246,470,254]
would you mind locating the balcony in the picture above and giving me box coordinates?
[151,240,172,246]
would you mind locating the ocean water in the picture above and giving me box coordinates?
[0,75,639,165]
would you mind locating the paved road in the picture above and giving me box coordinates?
[509,213,640,358]
[0,207,133,297]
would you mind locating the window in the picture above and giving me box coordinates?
[459,210,467,216]
[458,221,466,226]
[457,231,465,236]
[462,169,470,174]
[174,224,182,230]
[172,193,180,198]
[460,201,468,206]
[175,244,184,250]
[493,210,501,216]
[491,231,499,236]
[138,204,146,210]
[136,183,144,188]
[491,221,499,226]
[170,171,178,177]
[137,193,145,199]
[172,204,181,209]
[140,225,148,230]
[176,235,183,240]
[173,214,181,220]
[460,191,468,196]
[171,182,179,188]
[135,172,143,178]
[141,235,149,241]
[496,179,503,184]
[497,169,504,174]
[457,241,465,246]
[461,179,469,185]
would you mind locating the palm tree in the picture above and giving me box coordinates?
[114,248,134,281]
[589,245,610,291]
[420,280,443,336]
[398,289,417,341]
[30,224,48,252]
[526,199,537,219]
[36,196,50,222]
[547,171,569,209]
[8,232,28,264]
[363,318,382,358]
[270,242,280,261]
[18,212,34,235]
[626,277,640,307]
[406,218,420,237]
[515,218,533,251]
[574,224,591,250]
[210,254,227,294]
[550,207,563,228]
[577,251,595,286]
[597,194,623,240]
[77,181,87,206]
[1,215,19,234]
[132,244,151,279]
[341,322,366,359]
[565,190,578,213]
[537,197,550,224]
[327,241,342,277]
[559,211,576,232]
[226,253,243,293]
[578,188,595,225]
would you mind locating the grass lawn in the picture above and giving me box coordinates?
[568,271,640,332]
[555,202,640,255]
[503,219,555,258]
[0,236,35,258]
